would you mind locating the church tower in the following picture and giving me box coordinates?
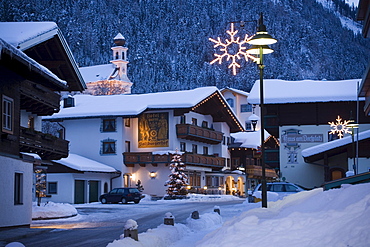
[83,33,133,95]
[109,33,131,87]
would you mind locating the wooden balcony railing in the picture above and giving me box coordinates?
[19,127,69,160]
[123,152,225,169]
[176,124,223,144]
[245,165,278,180]
[20,81,61,116]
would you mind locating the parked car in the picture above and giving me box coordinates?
[250,182,306,202]
[99,188,143,204]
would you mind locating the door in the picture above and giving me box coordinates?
[89,181,99,203]
[74,180,85,204]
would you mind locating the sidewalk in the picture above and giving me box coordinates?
[0,227,52,247]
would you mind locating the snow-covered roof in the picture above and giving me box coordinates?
[0,22,58,50]
[52,154,118,173]
[231,130,271,149]
[221,87,249,97]
[0,38,67,87]
[44,87,222,120]
[248,79,362,104]
[79,64,115,83]
[301,129,370,158]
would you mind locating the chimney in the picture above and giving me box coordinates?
[63,95,75,108]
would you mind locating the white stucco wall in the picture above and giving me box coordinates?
[46,172,114,204]
[0,156,33,227]
[62,118,127,188]
[280,124,370,188]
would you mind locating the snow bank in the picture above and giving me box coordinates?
[197,184,370,247]
[107,212,223,247]
[32,201,77,220]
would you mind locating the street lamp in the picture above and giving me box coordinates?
[247,12,277,208]
[248,114,260,131]
[347,121,359,175]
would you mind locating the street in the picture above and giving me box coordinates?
[15,200,244,247]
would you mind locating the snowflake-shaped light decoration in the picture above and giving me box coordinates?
[209,23,257,75]
[328,115,352,139]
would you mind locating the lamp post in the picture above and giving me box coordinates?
[347,121,359,175]
[247,13,277,208]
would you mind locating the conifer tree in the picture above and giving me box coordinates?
[165,152,188,197]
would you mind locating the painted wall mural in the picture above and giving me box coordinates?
[281,129,323,164]
[138,112,169,148]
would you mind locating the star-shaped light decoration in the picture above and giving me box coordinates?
[209,23,257,75]
[328,115,352,139]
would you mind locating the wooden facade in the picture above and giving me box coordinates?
[263,101,369,138]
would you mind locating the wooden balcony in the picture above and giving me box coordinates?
[123,152,225,169]
[20,80,61,116]
[245,165,278,180]
[176,124,223,144]
[19,127,69,160]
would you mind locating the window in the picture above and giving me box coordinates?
[180,142,186,152]
[226,98,234,107]
[192,144,198,154]
[104,182,109,193]
[328,131,340,142]
[102,118,116,132]
[203,146,208,155]
[241,104,253,112]
[28,116,34,129]
[2,95,13,134]
[47,182,57,194]
[192,118,197,126]
[14,172,23,205]
[125,141,131,152]
[101,138,116,154]
[245,122,252,131]
[202,121,208,128]
[180,115,186,124]
[124,118,130,127]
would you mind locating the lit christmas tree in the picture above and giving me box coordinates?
[165,152,188,198]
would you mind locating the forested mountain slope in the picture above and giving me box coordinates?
[1,0,369,93]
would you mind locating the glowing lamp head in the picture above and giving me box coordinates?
[247,13,277,46]
[247,45,274,55]
[149,171,157,179]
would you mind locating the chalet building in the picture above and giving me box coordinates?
[248,79,370,189]
[43,87,246,201]
[221,87,259,131]
[229,130,279,193]
[0,22,85,228]
[221,87,279,193]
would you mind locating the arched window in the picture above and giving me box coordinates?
[115,52,119,59]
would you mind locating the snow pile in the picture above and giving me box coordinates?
[185,194,243,202]
[197,183,370,247]
[107,212,222,247]
[124,219,138,230]
[32,201,77,220]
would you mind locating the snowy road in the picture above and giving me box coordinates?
[18,199,244,247]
